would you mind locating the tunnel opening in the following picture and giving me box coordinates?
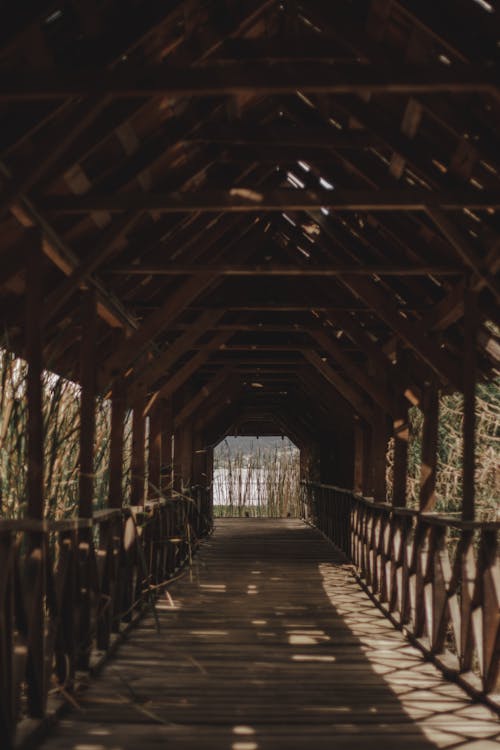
[213,435,301,518]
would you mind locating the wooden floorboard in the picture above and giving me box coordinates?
[39,519,500,749]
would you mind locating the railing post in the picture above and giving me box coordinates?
[24,230,47,719]
[0,528,15,745]
[480,530,500,692]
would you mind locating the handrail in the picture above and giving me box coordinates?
[302,481,500,705]
[0,517,94,532]
[0,488,213,749]
[302,481,500,528]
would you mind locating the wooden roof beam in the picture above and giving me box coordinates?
[185,125,377,149]
[1,62,497,100]
[303,349,374,424]
[174,370,235,430]
[106,263,463,277]
[427,209,500,304]
[146,331,234,415]
[99,272,220,389]
[39,188,500,213]
[338,275,462,390]
[125,308,227,398]
[309,329,394,415]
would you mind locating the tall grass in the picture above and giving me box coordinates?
[386,382,500,518]
[0,346,497,521]
[213,438,301,518]
[0,348,127,519]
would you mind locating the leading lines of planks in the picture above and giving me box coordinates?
[40,519,499,750]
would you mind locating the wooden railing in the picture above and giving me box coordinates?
[0,493,212,749]
[303,482,500,701]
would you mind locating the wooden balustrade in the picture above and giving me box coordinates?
[303,482,500,700]
[0,494,211,749]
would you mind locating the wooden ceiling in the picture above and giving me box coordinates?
[0,0,499,441]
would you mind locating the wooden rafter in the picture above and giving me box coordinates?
[39,188,500,213]
[1,62,497,101]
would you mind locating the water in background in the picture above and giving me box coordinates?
[212,436,301,518]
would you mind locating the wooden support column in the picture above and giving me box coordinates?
[130,386,146,506]
[77,291,97,670]
[354,420,366,494]
[148,402,162,502]
[79,291,97,518]
[108,377,125,509]
[362,422,374,497]
[25,230,46,717]
[192,430,206,488]
[462,288,477,522]
[206,444,214,522]
[300,445,310,484]
[26,231,44,522]
[419,383,439,512]
[372,407,388,502]
[173,423,182,496]
[191,430,206,536]
[180,420,194,493]
[392,396,409,506]
[161,399,173,494]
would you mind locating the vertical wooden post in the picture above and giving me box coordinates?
[182,420,194,493]
[462,287,477,522]
[174,421,193,494]
[392,396,409,506]
[191,430,204,487]
[130,386,146,506]
[191,430,204,536]
[78,291,97,669]
[361,423,372,496]
[108,377,125,509]
[354,420,365,494]
[148,402,162,502]
[206,444,214,528]
[299,445,310,484]
[419,383,439,512]
[173,425,182,495]
[372,407,388,502]
[161,398,173,494]
[25,231,46,717]
[26,232,44,522]
[79,291,97,518]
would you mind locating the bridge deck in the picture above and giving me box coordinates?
[40,519,499,750]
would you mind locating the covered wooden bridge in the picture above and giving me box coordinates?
[0,1,499,748]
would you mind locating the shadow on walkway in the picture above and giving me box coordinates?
[39,519,500,750]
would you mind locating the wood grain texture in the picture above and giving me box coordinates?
[39,519,500,750]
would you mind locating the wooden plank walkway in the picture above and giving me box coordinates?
[40,519,499,750]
